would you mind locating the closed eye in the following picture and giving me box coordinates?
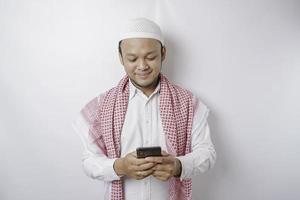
[128,58,137,62]
[147,56,156,60]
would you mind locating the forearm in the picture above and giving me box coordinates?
[177,145,216,180]
[81,150,121,181]
[177,123,217,180]
[72,113,121,182]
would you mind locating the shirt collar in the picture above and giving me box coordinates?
[129,78,161,100]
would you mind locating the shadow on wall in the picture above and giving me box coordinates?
[192,111,228,199]
[162,31,228,199]
[160,32,186,79]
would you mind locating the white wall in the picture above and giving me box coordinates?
[0,0,299,199]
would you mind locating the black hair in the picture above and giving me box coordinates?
[118,40,164,57]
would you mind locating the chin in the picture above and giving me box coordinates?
[131,77,154,87]
[136,79,153,87]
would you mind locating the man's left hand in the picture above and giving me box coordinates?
[145,151,182,181]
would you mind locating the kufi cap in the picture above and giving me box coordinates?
[119,18,164,46]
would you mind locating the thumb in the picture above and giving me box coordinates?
[161,150,169,156]
[130,151,137,157]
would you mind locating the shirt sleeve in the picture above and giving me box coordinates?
[72,100,121,182]
[176,95,217,180]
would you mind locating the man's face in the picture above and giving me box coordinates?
[119,38,166,93]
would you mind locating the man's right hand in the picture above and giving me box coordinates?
[113,151,156,180]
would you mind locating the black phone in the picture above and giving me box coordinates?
[136,146,162,158]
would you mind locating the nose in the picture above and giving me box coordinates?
[137,59,149,70]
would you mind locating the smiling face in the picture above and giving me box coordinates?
[119,38,166,96]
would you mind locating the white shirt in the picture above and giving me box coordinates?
[72,79,216,200]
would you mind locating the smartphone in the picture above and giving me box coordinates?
[136,146,162,158]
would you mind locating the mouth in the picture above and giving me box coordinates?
[136,71,152,79]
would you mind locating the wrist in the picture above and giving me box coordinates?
[113,158,125,176]
[174,158,182,178]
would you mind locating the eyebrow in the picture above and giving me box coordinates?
[125,50,157,56]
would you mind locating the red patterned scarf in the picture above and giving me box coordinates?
[81,73,196,200]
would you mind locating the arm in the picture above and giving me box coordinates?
[72,112,121,182]
[145,96,216,181]
[73,97,156,181]
[176,96,217,180]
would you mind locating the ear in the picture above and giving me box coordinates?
[161,46,166,62]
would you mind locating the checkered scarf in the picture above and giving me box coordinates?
[81,73,196,200]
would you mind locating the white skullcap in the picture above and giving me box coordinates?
[119,17,164,46]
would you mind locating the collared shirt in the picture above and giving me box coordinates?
[72,78,216,200]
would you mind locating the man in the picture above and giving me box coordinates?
[72,18,216,200]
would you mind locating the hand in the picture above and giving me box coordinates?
[145,151,182,181]
[113,151,156,180]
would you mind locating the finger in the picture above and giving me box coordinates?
[128,154,149,165]
[133,157,150,166]
[145,156,164,163]
[152,174,164,181]
[153,170,168,177]
[152,171,169,181]
[127,151,138,161]
[136,168,154,178]
[137,162,156,171]
[153,163,174,172]
[127,160,152,172]
[146,156,174,164]
[161,150,169,156]
[130,151,137,157]
[141,168,155,177]
[152,164,165,171]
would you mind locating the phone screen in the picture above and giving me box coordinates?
[136,146,162,158]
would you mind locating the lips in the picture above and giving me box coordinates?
[136,71,151,77]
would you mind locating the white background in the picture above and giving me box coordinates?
[1,0,299,200]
